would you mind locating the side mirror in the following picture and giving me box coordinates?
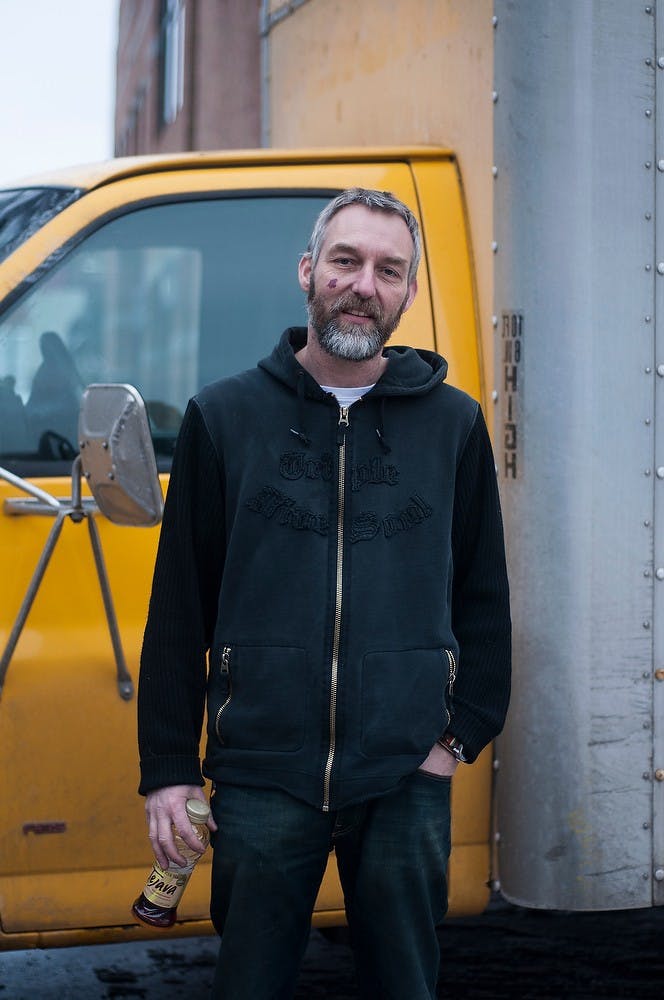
[78,384,164,527]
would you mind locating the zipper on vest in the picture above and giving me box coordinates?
[214,645,233,743]
[444,648,457,727]
[323,404,350,811]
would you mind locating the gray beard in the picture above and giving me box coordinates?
[307,280,401,362]
[315,317,388,361]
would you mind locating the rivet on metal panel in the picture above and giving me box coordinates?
[491,241,498,253]
[643,721,651,729]
[645,570,651,577]
[656,568,664,579]
[492,390,499,402]
[646,109,653,117]
[645,519,652,526]
[493,758,500,771]
[492,91,498,103]
[492,166,498,178]
[655,869,664,881]
[492,15,497,28]
[647,57,653,66]
[657,364,664,376]
[643,873,650,881]
[655,769,664,781]
[646,418,652,426]
[646,366,653,373]
[644,620,652,628]
[646,265,652,272]
[646,161,652,168]
[655,668,664,680]
[645,670,653,678]
[658,263,664,273]
[659,56,664,68]
[494,831,501,843]
[645,469,652,476]
[657,467,664,478]
[492,315,498,327]
[644,771,651,779]
[646,213,653,220]
[658,160,664,171]
[646,315,652,322]
[644,822,651,829]
[646,5,654,15]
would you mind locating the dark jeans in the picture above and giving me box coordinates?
[208,770,451,1000]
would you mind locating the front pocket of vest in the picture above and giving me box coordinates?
[361,648,448,757]
[214,644,307,752]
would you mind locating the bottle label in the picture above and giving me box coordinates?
[141,861,193,908]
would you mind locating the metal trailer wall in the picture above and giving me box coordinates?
[493,0,664,909]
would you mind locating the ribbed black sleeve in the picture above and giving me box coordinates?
[450,406,511,761]
[137,400,225,794]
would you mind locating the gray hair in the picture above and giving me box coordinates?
[305,188,421,284]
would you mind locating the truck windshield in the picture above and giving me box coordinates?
[0,187,82,265]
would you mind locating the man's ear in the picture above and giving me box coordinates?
[402,279,418,313]
[298,254,312,293]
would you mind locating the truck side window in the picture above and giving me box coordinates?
[0,194,329,476]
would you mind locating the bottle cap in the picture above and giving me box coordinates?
[185,798,210,823]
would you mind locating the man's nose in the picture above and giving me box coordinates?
[351,263,377,299]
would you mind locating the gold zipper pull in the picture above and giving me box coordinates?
[337,404,350,444]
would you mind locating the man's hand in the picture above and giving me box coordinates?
[418,742,459,778]
[145,785,218,869]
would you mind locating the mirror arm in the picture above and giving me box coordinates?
[85,512,134,701]
[0,506,68,698]
[0,465,61,510]
[0,460,134,702]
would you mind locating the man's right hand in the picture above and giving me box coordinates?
[144,785,217,869]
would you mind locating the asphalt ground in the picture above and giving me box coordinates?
[1,899,662,998]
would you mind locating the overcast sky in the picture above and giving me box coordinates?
[0,0,118,186]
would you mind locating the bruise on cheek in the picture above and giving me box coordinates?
[327,279,338,288]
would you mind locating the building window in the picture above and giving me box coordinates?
[160,0,185,126]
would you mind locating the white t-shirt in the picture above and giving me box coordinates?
[320,384,376,407]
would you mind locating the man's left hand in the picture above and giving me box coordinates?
[418,742,459,777]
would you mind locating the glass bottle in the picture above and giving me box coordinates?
[132,798,211,928]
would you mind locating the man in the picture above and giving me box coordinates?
[138,188,511,999]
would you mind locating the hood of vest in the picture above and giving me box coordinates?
[258,327,449,452]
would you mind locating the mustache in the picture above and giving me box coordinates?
[330,292,382,322]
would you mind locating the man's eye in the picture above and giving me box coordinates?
[382,267,401,279]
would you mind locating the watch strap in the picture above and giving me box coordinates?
[437,732,467,762]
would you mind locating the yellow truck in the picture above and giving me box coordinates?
[0,147,492,949]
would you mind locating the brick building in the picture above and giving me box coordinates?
[114,0,262,156]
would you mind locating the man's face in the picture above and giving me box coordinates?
[298,204,418,362]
